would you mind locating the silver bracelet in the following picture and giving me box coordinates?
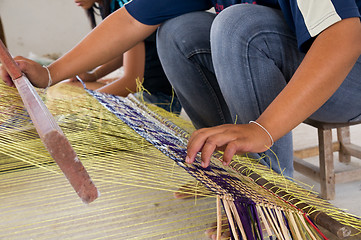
[42,65,53,89]
[249,120,274,147]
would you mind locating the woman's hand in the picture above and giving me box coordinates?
[0,59,15,87]
[185,18,361,170]
[186,123,273,168]
[0,56,50,88]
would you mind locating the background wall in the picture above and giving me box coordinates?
[0,0,97,57]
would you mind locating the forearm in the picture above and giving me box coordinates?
[92,55,124,79]
[97,76,139,96]
[48,7,158,84]
[257,17,361,142]
[96,42,145,96]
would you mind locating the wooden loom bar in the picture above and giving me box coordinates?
[128,90,359,239]
[0,40,98,203]
[230,161,357,239]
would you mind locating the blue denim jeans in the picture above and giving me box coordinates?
[157,4,361,177]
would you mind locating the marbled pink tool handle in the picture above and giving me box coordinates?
[0,39,99,204]
[0,40,22,80]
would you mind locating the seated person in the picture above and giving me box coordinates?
[68,0,181,114]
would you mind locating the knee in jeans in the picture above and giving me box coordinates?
[157,12,214,56]
[211,4,269,42]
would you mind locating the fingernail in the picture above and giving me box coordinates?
[185,156,190,163]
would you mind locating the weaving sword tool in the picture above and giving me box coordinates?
[0,40,99,204]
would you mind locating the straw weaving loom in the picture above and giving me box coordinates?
[0,79,360,240]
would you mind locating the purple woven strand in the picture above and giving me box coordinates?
[234,201,255,240]
[251,204,264,240]
[282,211,292,238]
[220,200,237,240]
[88,90,275,240]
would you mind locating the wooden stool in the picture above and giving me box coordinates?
[294,119,361,200]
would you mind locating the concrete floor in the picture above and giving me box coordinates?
[292,123,361,217]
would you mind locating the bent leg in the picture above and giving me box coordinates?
[157,11,232,129]
[310,57,361,122]
[211,4,305,177]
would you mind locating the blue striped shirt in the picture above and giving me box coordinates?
[125,0,361,51]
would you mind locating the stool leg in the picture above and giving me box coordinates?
[337,126,351,163]
[318,128,335,200]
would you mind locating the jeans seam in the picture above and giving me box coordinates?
[188,55,227,124]
[186,49,212,59]
[245,30,297,116]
